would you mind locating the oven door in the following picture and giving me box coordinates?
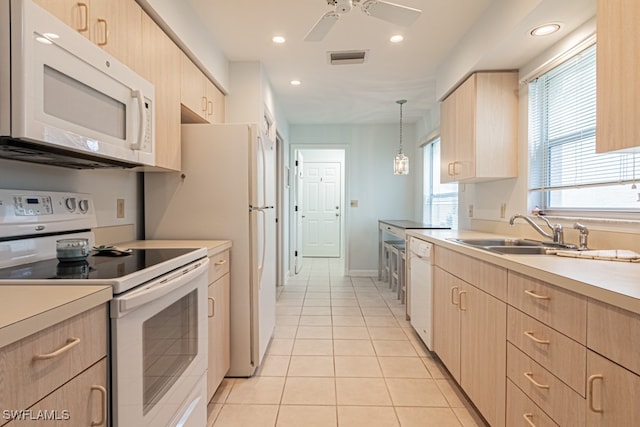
[6,0,155,166]
[110,258,208,427]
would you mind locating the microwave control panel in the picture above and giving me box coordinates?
[142,99,153,153]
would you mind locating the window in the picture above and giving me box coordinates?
[423,137,458,228]
[528,44,640,214]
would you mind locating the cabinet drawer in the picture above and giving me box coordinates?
[507,272,586,343]
[435,246,507,300]
[507,343,586,426]
[507,306,586,395]
[208,250,230,284]
[506,379,558,427]
[9,358,108,427]
[380,223,404,239]
[0,304,107,416]
[587,299,640,376]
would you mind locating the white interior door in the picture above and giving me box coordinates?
[302,162,341,257]
[294,151,304,274]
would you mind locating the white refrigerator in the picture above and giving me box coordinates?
[144,123,276,377]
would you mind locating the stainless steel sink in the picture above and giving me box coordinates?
[450,238,545,247]
[488,246,554,255]
[448,237,577,255]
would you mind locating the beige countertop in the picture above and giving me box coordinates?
[120,239,232,257]
[0,285,112,348]
[407,229,640,315]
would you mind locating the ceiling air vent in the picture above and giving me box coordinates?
[328,50,368,65]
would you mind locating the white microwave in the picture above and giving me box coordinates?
[0,0,155,169]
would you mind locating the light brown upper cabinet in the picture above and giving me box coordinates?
[140,13,181,171]
[33,0,142,69]
[440,71,518,183]
[596,0,640,153]
[181,53,226,124]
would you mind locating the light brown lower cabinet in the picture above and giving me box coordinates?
[9,359,108,427]
[207,250,231,402]
[506,380,558,427]
[586,350,640,426]
[433,266,506,427]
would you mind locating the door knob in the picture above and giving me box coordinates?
[335,213,339,217]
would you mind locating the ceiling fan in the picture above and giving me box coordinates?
[305,0,422,42]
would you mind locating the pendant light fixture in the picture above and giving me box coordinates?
[393,99,409,175]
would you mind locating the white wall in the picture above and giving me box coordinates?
[0,159,141,235]
[290,123,417,274]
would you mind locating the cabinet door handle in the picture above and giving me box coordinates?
[450,286,459,306]
[458,290,467,311]
[523,413,537,427]
[202,96,208,112]
[524,331,550,345]
[452,161,460,176]
[91,385,107,426]
[33,337,80,361]
[524,289,551,300]
[523,372,550,389]
[97,18,108,46]
[214,259,227,266]
[208,297,215,318]
[77,2,89,32]
[588,374,604,413]
[447,162,454,176]
[208,100,213,116]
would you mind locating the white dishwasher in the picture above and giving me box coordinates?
[408,236,434,349]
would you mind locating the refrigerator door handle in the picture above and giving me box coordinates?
[258,135,267,208]
[257,209,266,288]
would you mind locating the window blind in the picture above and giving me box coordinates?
[528,44,640,197]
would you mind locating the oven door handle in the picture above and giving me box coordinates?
[113,259,209,317]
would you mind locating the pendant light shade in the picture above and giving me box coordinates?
[393,99,409,175]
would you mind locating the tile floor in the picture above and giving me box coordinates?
[207,257,487,427]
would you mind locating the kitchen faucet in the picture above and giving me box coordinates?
[573,222,589,250]
[509,213,565,245]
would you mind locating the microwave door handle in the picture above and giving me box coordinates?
[130,90,145,150]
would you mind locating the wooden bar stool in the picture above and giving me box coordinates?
[396,245,406,303]
[383,240,403,282]
[390,242,405,293]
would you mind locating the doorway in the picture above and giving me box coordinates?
[290,146,347,277]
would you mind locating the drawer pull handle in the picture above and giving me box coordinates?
[91,385,107,426]
[524,331,550,345]
[450,286,459,306]
[33,337,81,361]
[588,374,604,413]
[524,289,550,300]
[524,372,549,389]
[214,259,227,266]
[208,297,215,318]
[523,413,537,427]
[458,290,468,311]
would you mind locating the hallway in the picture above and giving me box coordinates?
[207,257,486,426]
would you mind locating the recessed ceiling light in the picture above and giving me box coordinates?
[530,23,561,37]
[272,36,286,44]
[390,35,404,43]
[290,80,301,86]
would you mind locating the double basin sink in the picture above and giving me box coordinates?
[449,238,577,255]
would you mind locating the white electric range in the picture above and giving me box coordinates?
[0,189,209,427]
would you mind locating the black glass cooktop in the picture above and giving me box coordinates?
[0,248,198,281]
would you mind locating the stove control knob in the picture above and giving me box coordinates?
[64,197,77,212]
[78,199,89,213]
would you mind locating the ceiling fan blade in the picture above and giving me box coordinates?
[304,11,340,42]
[360,0,421,26]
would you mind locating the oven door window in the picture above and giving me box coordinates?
[142,289,198,414]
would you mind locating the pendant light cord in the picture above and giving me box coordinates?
[397,99,406,154]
